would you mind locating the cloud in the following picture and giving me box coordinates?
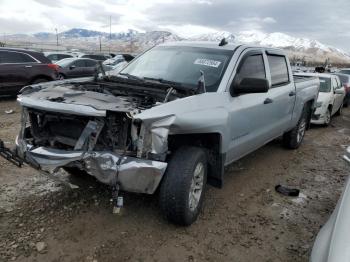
[1,0,350,51]
[0,17,46,34]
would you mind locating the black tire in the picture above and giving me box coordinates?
[344,99,348,108]
[283,106,308,149]
[335,103,343,116]
[159,146,207,226]
[324,108,332,127]
[31,78,48,84]
[58,74,65,80]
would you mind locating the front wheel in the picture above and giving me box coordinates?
[159,146,207,226]
[335,103,343,116]
[283,106,308,149]
[324,108,332,126]
[58,74,65,80]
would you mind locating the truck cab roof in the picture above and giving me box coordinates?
[159,41,286,54]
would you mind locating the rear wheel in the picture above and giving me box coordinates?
[283,106,308,149]
[159,146,207,226]
[324,108,332,126]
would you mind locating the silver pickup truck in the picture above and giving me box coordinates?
[5,42,320,225]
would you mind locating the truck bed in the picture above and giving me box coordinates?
[293,75,320,91]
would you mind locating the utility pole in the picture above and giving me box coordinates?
[55,28,58,51]
[108,16,112,54]
[99,35,102,52]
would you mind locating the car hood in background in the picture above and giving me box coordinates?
[310,146,350,262]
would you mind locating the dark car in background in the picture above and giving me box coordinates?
[56,58,104,79]
[79,54,109,61]
[0,48,58,96]
[44,52,74,63]
[334,73,350,107]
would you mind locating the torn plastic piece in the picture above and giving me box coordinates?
[275,185,300,197]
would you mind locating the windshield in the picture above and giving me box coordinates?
[319,77,331,92]
[56,58,74,67]
[120,46,234,92]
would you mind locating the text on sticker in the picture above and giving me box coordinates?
[194,59,221,68]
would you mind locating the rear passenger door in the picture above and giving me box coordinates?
[265,52,295,136]
[68,60,87,78]
[0,51,37,92]
[84,59,98,76]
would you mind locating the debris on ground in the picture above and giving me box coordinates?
[275,185,300,197]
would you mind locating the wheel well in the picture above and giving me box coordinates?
[168,133,224,188]
[30,75,53,84]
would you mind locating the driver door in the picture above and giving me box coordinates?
[226,49,273,163]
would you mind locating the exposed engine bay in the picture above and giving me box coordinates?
[14,76,194,194]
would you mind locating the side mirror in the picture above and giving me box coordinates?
[230,77,269,96]
[69,65,76,70]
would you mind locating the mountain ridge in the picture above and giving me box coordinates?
[4,27,350,63]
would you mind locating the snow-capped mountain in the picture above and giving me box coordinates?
[234,30,347,55]
[190,30,350,62]
[189,31,235,42]
[3,28,349,62]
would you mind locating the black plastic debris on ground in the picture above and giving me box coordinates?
[275,185,300,197]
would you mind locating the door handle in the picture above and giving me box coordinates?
[24,65,32,68]
[289,91,296,96]
[264,98,273,104]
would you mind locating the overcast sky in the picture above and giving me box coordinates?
[0,0,349,51]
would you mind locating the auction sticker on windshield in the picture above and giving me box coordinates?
[194,58,221,68]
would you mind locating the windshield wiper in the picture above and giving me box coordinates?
[143,77,183,87]
[119,73,144,82]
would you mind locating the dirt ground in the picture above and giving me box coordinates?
[0,98,349,262]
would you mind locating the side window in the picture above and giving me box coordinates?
[21,53,36,63]
[0,51,32,63]
[236,54,266,81]
[335,77,341,89]
[85,60,97,67]
[47,54,57,61]
[58,54,71,60]
[267,55,289,86]
[73,60,86,67]
[331,77,337,90]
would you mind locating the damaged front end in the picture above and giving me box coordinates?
[13,80,181,194]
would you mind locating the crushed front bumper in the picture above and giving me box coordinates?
[19,145,167,194]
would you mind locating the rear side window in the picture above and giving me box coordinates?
[47,54,58,61]
[58,54,72,60]
[267,55,289,86]
[85,60,97,67]
[73,60,86,67]
[0,51,36,63]
[237,54,266,80]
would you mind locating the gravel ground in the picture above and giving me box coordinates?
[0,98,349,262]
